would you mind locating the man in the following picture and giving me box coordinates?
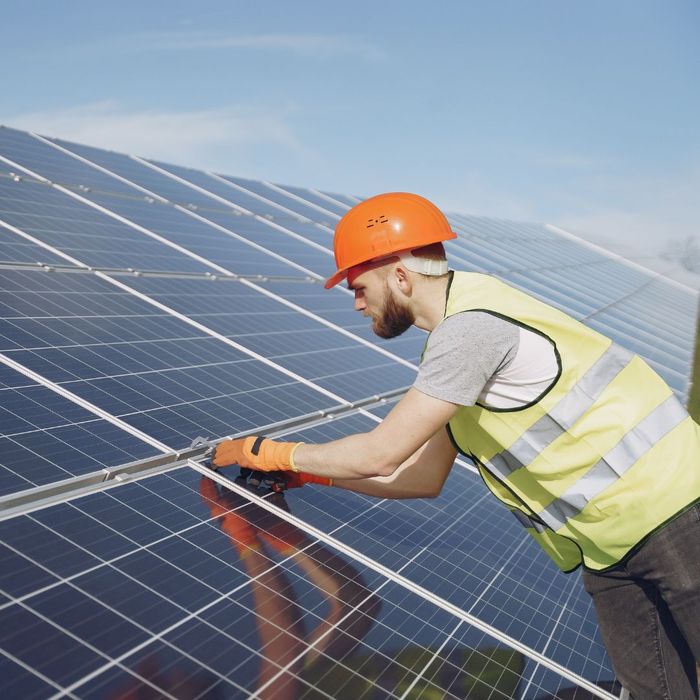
[212,192,700,699]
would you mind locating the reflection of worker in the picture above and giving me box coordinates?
[105,657,224,699]
[212,193,700,698]
[200,476,379,697]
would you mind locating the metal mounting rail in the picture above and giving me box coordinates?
[0,259,318,284]
[0,387,408,520]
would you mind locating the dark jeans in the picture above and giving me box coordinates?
[582,503,700,700]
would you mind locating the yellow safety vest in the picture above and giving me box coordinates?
[434,272,700,572]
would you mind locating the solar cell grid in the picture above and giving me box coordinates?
[127,158,340,253]
[506,267,621,314]
[254,279,429,361]
[5,135,303,282]
[0,180,209,272]
[50,135,319,267]
[153,166,324,249]
[321,190,361,208]
[502,274,597,319]
[197,206,336,263]
[2,467,584,700]
[0,127,144,198]
[0,215,76,268]
[450,214,552,242]
[45,139,233,212]
[0,171,210,273]
[442,241,493,274]
[118,274,417,400]
[588,313,687,370]
[43,138,336,278]
[148,159,312,220]
[270,183,351,217]
[451,235,597,277]
[264,181,344,222]
[0,369,158,496]
[0,268,340,449]
[97,195,317,278]
[221,175,340,225]
[201,464,610,697]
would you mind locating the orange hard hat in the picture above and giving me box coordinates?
[324,192,457,289]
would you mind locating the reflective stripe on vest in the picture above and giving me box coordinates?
[540,393,689,530]
[485,342,634,479]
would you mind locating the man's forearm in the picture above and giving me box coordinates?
[293,431,399,481]
[327,430,457,499]
[332,473,435,499]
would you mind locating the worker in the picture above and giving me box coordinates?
[211,192,700,699]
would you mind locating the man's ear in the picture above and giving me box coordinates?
[393,263,413,296]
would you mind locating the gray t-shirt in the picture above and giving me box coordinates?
[414,312,519,406]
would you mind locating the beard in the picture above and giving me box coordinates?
[372,287,415,339]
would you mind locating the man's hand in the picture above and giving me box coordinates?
[211,435,304,472]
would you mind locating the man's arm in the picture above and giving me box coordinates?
[292,388,459,481]
[210,388,460,485]
[332,425,457,499]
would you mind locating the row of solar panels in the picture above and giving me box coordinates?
[3,123,695,698]
[0,127,694,400]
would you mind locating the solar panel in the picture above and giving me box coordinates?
[253,279,428,362]
[47,137,338,266]
[0,169,206,274]
[270,184,351,217]
[320,190,361,208]
[0,362,158,496]
[1,466,616,699]
[2,124,696,699]
[0,268,341,451]
[217,175,342,225]
[116,275,417,401]
[0,129,329,280]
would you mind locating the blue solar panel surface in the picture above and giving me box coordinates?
[2,468,593,699]
[0,169,206,273]
[1,123,697,699]
[0,362,157,496]
[0,268,339,455]
[218,174,341,225]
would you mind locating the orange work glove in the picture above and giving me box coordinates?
[211,435,304,472]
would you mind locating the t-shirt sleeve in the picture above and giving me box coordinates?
[413,311,519,406]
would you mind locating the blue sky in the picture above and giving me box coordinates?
[2,0,698,262]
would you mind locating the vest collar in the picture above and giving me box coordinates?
[443,270,455,318]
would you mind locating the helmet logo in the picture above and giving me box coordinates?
[366,216,388,228]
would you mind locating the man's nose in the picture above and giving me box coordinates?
[354,291,366,312]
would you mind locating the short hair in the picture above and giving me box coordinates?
[410,242,447,261]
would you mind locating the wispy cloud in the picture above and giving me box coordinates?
[1,101,309,173]
[124,31,384,60]
[556,166,700,244]
[437,161,700,269]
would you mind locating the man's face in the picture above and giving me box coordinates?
[348,264,415,339]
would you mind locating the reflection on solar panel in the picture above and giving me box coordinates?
[1,123,697,699]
